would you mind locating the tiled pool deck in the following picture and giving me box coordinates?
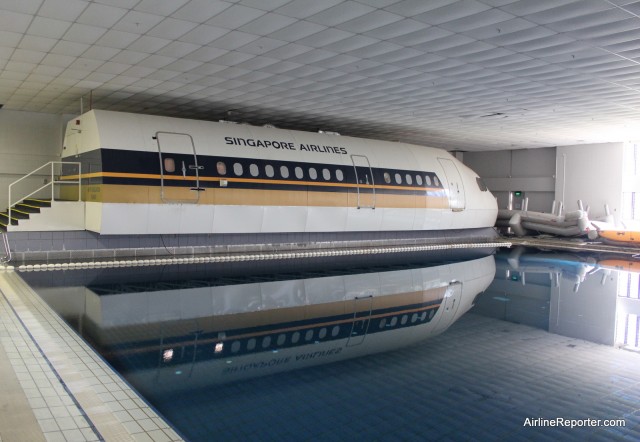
[0,270,183,442]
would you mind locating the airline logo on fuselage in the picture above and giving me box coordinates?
[224,136,348,155]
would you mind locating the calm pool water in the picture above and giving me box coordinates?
[23,248,640,441]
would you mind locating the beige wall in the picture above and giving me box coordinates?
[0,110,69,210]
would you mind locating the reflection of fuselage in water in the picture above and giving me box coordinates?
[53,256,495,393]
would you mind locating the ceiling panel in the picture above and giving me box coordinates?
[1,0,640,151]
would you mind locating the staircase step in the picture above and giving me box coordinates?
[0,222,6,233]
[0,212,19,224]
[23,198,51,208]
[7,209,30,220]
[14,203,42,214]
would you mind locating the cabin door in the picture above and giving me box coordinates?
[347,295,373,346]
[351,154,375,209]
[155,131,203,204]
[438,158,465,211]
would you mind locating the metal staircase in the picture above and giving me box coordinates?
[0,198,52,233]
[0,161,81,233]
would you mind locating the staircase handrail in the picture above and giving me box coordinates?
[1,232,11,263]
[8,161,82,222]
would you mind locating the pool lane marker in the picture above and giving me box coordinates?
[0,242,511,272]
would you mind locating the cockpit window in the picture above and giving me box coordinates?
[476,177,488,191]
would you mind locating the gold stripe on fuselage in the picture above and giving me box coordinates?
[76,184,449,209]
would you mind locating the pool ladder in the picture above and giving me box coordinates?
[1,232,10,263]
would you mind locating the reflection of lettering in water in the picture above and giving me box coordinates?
[222,347,343,375]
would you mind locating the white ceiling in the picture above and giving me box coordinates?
[1,0,640,151]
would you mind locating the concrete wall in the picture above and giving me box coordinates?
[555,142,624,222]
[463,147,556,212]
[0,110,67,210]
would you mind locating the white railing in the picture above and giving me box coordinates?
[8,162,81,222]
[1,232,10,263]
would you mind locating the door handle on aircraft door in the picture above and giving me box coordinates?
[189,165,204,170]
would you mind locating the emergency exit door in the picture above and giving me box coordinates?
[438,158,465,211]
[155,131,203,203]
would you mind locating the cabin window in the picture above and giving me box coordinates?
[291,331,300,343]
[309,167,318,180]
[389,316,398,327]
[434,176,440,186]
[261,336,271,348]
[318,328,327,339]
[416,175,423,186]
[406,174,413,185]
[265,164,274,178]
[231,341,241,353]
[383,172,391,184]
[425,175,432,186]
[280,165,289,178]
[331,326,340,337]
[164,158,176,173]
[216,161,227,175]
[322,168,331,181]
[233,163,243,176]
[336,169,344,182]
[249,163,259,177]
[395,173,402,184]
[295,166,303,179]
[247,338,256,350]
[476,177,488,191]
[277,334,286,346]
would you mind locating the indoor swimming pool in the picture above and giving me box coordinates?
[21,248,640,441]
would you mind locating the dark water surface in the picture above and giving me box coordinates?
[23,248,640,441]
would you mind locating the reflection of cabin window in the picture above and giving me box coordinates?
[416,175,423,186]
[249,163,259,177]
[280,165,289,178]
[309,167,317,180]
[336,169,344,181]
[322,168,330,180]
[406,174,413,185]
[164,158,176,173]
[295,167,303,179]
[434,176,440,186]
[216,161,227,175]
[305,330,314,341]
[383,172,391,184]
[428,309,435,319]
[425,175,432,186]
[395,173,402,184]
[233,162,243,176]
[265,164,274,177]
